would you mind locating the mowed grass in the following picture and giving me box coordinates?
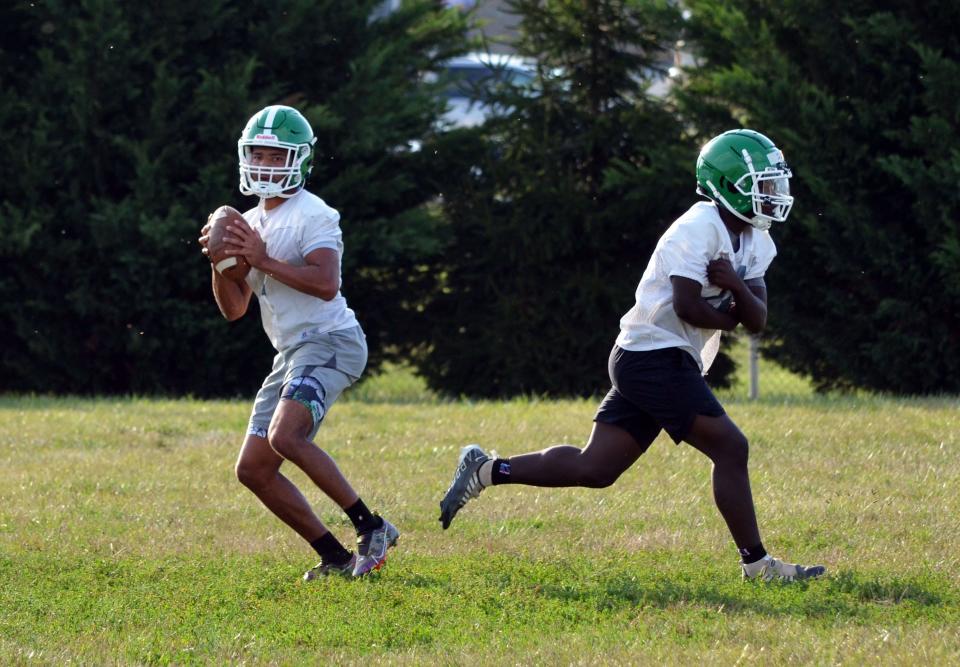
[1,367,959,665]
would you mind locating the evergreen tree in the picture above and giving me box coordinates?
[678,0,960,393]
[0,0,469,395]
[417,0,701,397]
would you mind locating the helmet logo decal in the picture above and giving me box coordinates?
[254,134,278,141]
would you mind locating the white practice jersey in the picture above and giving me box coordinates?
[615,201,777,372]
[241,189,359,352]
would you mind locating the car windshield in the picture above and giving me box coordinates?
[442,64,536,100]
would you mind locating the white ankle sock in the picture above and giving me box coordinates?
[477,460,494,487]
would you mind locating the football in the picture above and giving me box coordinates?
[207,206,251,282]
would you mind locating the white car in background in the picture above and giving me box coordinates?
[433,52,538,128]
[432,52,679,128]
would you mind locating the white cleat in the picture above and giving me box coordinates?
[742,554,826,582]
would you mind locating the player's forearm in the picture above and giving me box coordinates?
[674,299,739,332]
[730,285,767,333]
[257,257,339,301]
[211,268,249,321]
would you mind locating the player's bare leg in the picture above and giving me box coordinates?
[505,422,646,487]
[235,433,330,542]
[684,414,760,549]
[235,413,356,579]
[439,422,650,528]
[268,396,398,576]
[268,399,359,508]
[685,413,824,581]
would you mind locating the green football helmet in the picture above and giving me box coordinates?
[238,105,317,198]
[696,129,793,231]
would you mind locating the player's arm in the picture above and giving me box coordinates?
[707,258,767,333]
[671,275,740,331]
[730,278,767,333]
[224,219,340,301]
[255,249,340,301]
[211,269,253,321]
[199,219,253,321]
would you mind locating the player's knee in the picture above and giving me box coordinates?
[580,464,621,488]
[724,434,749,469]
[267,429,303,461]
[235,461,268,490]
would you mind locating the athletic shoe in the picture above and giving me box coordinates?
[742,554,826,582]
[352,516,400,577]
[303,553,357,581]
[438,444,490,530]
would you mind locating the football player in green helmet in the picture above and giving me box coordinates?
[440,129,825,583]
[696,129,794,231]
[237,105,317,199]
[198,105,399,579]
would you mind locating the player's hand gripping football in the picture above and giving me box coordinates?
[198,214,213,259]
[224,218,267,269]
[707,257,744,292]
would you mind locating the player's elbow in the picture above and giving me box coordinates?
[221,304,247,321]
[314,285,338,301]
[740,309,767,334]
[313,278,339,301]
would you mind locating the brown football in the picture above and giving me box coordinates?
[207,206,251,283]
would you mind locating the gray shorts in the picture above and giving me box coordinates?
[247,325,367,441]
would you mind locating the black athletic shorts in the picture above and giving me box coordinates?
[594,345,725,449]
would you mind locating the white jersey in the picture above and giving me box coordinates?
[241,189,359,352]
[615,201,777,372]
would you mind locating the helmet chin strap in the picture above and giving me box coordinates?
[241,164,305,199]
[254,185,303,200]
[705,180,773,230]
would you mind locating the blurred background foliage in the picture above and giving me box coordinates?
[0,0,471,396]
[679,0,960,394]
[1,0,957,397]
[417,0,693,397]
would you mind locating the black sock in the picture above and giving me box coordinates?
[490,458,512,485]
[310,532,351,565]
[344,498,382,534]
[738,543,767,565]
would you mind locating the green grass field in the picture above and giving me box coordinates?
[1,365,959,664]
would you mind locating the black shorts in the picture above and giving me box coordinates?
[594,346,725,449]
